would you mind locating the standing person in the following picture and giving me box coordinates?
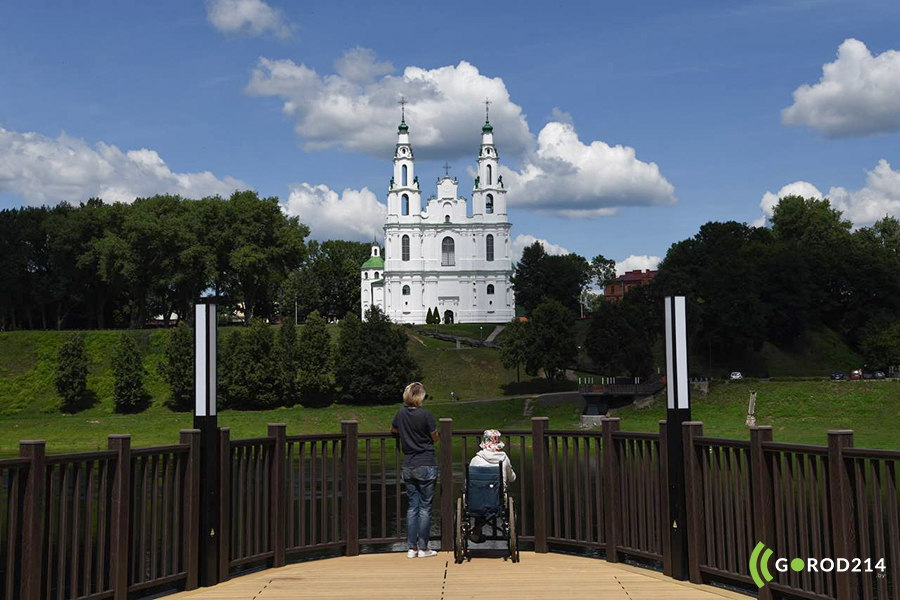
[391,382,439,558]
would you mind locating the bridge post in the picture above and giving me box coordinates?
[108,434,131,600]
[531,417,549,553]
[270,423,287,565]
[341,421,359,557]
[827,430,859,600]
[217,428,231,581]
[682,421,705,584]
[664,296,691,581]
[750,426,774,600]
[602,417,620,562]
[19,440,46,600]
[439,418,454,552]
[181,429,201,590]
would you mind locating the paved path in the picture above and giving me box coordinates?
[169,552,748,600]
[484,324,505,343]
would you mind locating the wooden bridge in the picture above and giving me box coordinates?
[168,552,747,600]
[1,417,898,600]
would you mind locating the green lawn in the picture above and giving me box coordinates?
[615,378,900,449]
[1,329,896,456]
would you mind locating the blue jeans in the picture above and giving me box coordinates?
[403,465,438,550]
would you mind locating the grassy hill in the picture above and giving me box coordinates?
[1,327,895,455]
[615,378,900,449]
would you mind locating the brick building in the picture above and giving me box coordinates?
[604,269,657,302]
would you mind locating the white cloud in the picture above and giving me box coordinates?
[0,127,246,205]
[829,160,900,226]
[782,39,900,137]
[754,181,823,227]
[615,254,661,276]
[206,0,293,38]
[510,234,571,262]
[502,122,677,218]
[245,51,534,160]
[248,49,677,219]
[755,160,900,228]
[282,183,386,241]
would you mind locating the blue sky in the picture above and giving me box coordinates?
[2,0,899,271]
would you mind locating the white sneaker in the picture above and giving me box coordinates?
[407,549,418,559]
[417,549,438,558]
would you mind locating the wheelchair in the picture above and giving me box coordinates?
[452,461,519,563]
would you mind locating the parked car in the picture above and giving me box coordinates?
[850,369,862,380]
[730,371,743,380]
[862,372,875,380]
[831,371,845,380]
[874,371,886,379]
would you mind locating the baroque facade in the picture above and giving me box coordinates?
[361,111,515,324]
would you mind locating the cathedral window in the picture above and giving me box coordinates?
[486,164,492,186]
[402,235,410,261]
[402,194,409,216]
[486,234,494,262]
[444,215,450,223]
[441,237,455,266]
[402,285,410,296]
[487,284,495,295]
[364,272,368,279]
[402,164,408,186]
[375,272,380,279]
[486,194,494,214]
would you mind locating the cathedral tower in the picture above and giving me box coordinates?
[472,100,507,218]
[387,99,422,220]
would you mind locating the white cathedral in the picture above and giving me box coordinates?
[360,108,515,324]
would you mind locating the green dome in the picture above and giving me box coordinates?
[398,121,409,133]
[482,122,493,132]
[361,255,384,270]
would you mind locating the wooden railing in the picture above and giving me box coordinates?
[2,418,899,600]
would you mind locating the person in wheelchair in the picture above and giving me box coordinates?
[467,429,515,543]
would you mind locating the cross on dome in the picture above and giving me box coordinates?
[443,162,452,177]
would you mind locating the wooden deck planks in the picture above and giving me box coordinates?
[169,552,748,600]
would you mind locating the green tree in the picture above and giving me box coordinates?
[112,333,147,413]
[590,254,617,288]
[523,300,577,389]
[227,319,280,409]
[217,329,242,409]
[862,318,900,369]
[296,311,334,406]
[498,319,528,383]
[227,191,309,324]
[511,242,591,315]
[276,318,300,405]
[425,307,434,324]
[55,332,89,411]
[159,322,194,411]
[585,296,654,377]
[335,307,420,403]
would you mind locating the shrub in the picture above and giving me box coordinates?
[226,319,280,409]
[335,306,420,404]
[296,311,333,406]
[277,318,299,405]
[159,323,193,411]
[112,333,147,413]
[55,332,89,412]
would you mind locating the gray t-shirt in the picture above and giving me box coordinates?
[392,406,437,467]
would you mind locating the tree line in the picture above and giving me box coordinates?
[0,193,373,331]
[508,196,900,375]
[53,306,419,412]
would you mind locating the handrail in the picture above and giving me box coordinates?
[45,449,118,463]
[693,436,751,449]
[761,440,828,456]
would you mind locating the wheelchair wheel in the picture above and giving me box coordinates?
[454,497,464,564]
[508,496,519,563]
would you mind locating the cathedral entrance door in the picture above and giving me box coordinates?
[443,310,454,324]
